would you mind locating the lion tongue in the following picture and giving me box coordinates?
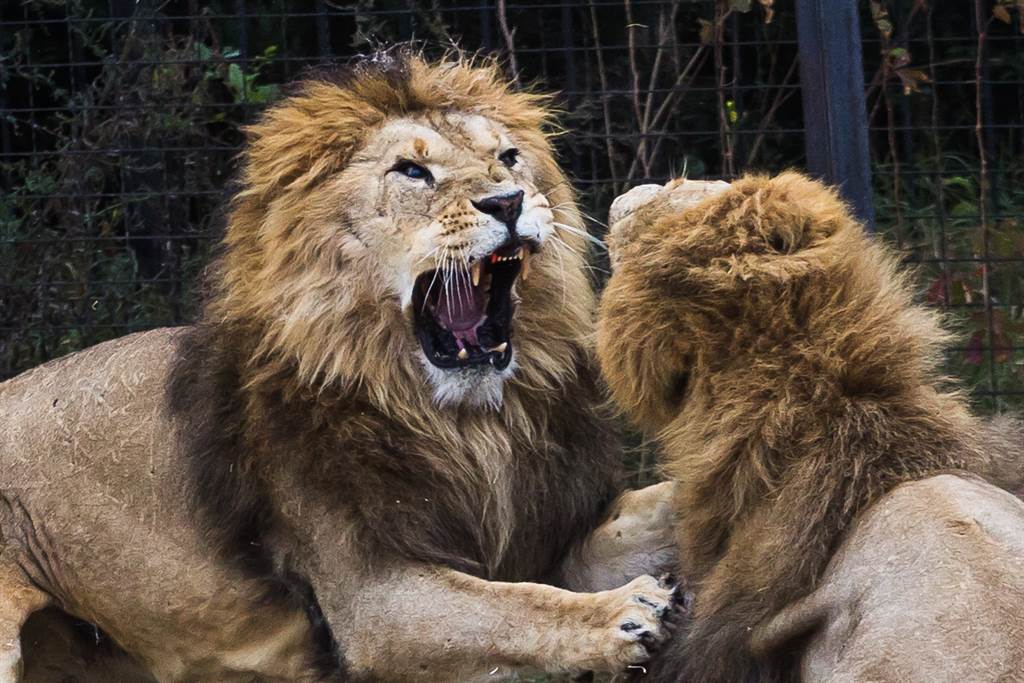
[436,283,486,347]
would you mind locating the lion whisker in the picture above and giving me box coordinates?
[548,235,569,306]
[547,233,585,255]
[415,246,440,266]
[576,211,608,229]
[549,234,610,280]
[423,263,444,313]
[548,203,609,230]
[552,222,607,251]
[441,251,454,317]
[453,257,468,316]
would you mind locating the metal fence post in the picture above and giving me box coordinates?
[795,0,875,229]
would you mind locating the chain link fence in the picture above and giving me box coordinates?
[2,0,1023,413]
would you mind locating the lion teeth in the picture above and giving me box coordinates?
[471,261,482,287]
[491,251,526,263]
[457,348,469,361]
[490,342,508,354]
[519,248,530,280]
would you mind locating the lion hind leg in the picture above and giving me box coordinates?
[0,565,50,683]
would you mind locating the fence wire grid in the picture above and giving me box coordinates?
[2,0,1023,413]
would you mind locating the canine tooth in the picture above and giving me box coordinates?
[471,261,482,287]
[458,348,469,360]
[491,342,508,354]
[519,248,530,280]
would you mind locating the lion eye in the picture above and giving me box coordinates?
[391,160,433,183]
[498,148,520,168]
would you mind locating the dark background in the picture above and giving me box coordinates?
[2,0,1023,415]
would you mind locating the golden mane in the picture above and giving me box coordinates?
[598,173,1024,682]
[200,51,594,428]
[168,53,620,582]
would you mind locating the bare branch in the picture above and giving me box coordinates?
[624,0,650,178]
[588,0,620,192]
[974,0,997,397]
[496,0,519,85]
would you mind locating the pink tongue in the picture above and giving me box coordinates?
[436,283,486,346]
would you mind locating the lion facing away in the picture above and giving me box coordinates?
[1,53,680,683]
[597,173,1024,682]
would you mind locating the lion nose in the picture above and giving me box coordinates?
[472,190,524,236]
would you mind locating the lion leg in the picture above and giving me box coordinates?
[335,565,679,682]
[0,566,50,683]
[558,482,681,593]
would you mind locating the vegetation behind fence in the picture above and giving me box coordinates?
[2,0,1023,415]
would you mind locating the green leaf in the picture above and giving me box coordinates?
[249,84,279,104]
[942,176,973,192]
[227,63,245,99]
[194,42,212,62]
[951,200,976,218]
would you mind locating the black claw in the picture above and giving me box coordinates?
[658,572,677,589]
[664,605,685,625]
[635,595,658,609]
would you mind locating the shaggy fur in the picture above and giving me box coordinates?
[160,51,680,679]
[597,172,1024,682]
[171,49,620,584]
[3,51,680,682]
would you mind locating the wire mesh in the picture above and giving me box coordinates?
[1,0,1022,413]
[862,1,1024,411]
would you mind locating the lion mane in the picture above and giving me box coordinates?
[168,52,621,591]
[597,172,1024,682]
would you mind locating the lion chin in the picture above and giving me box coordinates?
[420,356,519,408]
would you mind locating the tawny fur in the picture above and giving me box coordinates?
[597,172,1024,682]
[175,50,619,585]
[3,51,679,682]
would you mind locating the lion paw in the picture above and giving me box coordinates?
[571,574,681,673]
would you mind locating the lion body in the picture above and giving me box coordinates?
[0,54,679,683]
[760,474,1024,682]
[597,173,1024,682]
[1,329,325,681]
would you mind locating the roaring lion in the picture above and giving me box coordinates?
[0,53,680,682]
[597,173,1024,682]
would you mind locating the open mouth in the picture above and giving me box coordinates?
[413,241,532,371]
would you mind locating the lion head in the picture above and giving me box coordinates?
[597,172,948,433]
[206,53,594,411]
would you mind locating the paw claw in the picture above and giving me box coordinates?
[581,574,677,672]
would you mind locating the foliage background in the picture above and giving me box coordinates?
[2,0,1023,427]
